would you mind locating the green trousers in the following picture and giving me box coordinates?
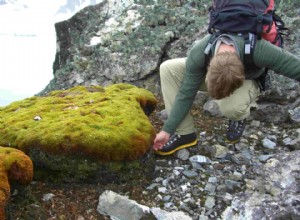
[160,58,261,135]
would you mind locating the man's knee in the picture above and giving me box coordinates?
[218,101,249,120]
[160,58,186,81]
[159,60,172,79]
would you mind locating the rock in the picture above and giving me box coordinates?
[203,100,222,116]
[214,144,229,159]
[189,155,212,164]
[177,149,190,161]
[97,190,153,219]
[97,190,192,220]
[156,109,168,122]
[182,170,198,178]
[222,150,300,220]
[262,138,277,149]
[204,196,215,209]
[289,106,300,122]
[151,207,192,220]
[258,154,275,162]
[204,182,216,194]
[39,1,209,96]
[42,193,55,202]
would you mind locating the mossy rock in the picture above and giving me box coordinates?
[0,146,33,220]
[0,83,157,161]
[0,84,157,182]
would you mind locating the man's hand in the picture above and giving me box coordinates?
[153,131,170,151]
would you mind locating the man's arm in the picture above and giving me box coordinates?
[162,35,211,134]
[254,40,300,82]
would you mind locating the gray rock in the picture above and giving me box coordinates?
[182,170,198,178]
[97,190,193,220]
[198,215,209,220]
[204,196,215,209]
[214,144,229,159]
[221,151,300,220]
[189,155,212,164]
[177,149,190,161]
[208,177,218,184]
[42,193,55,202]
[262,138,277,149]
[194,91,209,106]
[289,106,300,122]
[258,154,275,162]
[39,1,209,96]
[151,207,192,220]
[224,180,242,193]
[204,183,216,194]
[97,190,151,220]
[157,109,168,122]
[203,100,222,116]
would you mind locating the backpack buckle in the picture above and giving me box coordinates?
[204,43,212,55]
[244,33,256,54]
[257,14,264,23]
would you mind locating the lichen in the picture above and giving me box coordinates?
[0,84,157,162]
[0,146,33,219]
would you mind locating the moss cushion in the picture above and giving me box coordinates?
[0,146,33,219]
[0,84,157,162]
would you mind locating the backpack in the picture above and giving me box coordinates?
[204,0,288,90]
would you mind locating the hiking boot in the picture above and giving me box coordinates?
[154,132,198,156]
[226,119,246,144]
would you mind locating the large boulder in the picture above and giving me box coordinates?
[39,0,210,95]
[39,0,300,97]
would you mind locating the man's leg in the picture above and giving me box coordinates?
[156,58,203,155]
[216,80,260,120]
[215,80,260,142]
[160,58,195,135]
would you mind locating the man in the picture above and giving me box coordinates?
[153,33,300,155]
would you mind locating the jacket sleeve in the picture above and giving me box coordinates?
[254,40,300,82]
[162,35,211,134]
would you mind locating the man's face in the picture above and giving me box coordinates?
[217,44,236,53]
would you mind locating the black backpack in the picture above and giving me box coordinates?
[204,0,288,90]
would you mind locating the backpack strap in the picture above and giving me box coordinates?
[244,33,257,68]
[244,33,270,91]
[265,0,275,12]
[204,32,267,90]
[205,32,257,70]
[204,32,223,68]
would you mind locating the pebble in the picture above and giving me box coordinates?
[177,149,190,160]
[263,138,277,149]
[42,193,55,202]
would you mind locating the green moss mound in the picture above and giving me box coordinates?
[0,84,157,162]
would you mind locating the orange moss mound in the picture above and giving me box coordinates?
[0,147,33,220]
[0,84,157,161]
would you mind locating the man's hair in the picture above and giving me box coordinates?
[206,52,245,100]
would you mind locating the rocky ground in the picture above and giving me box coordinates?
[6,95,300,220]
[4,1,299,219]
